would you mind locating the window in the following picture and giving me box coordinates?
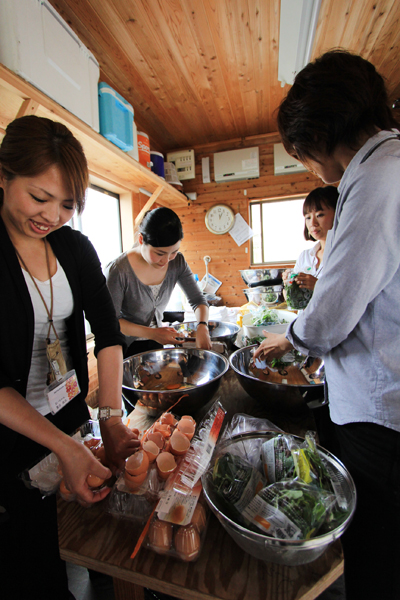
[69,185,122,269]
[250,197,314,265]
[68,184,123,337]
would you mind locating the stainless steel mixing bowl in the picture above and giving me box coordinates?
[122,348,229,415]
[202,431,356,566]
[173,321,240,351]
[229,345,325,413]
[240,268,284,286]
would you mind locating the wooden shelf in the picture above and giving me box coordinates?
[0,63,187,210]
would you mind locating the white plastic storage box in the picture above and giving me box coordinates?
[98,83,134,152]
[0,0,100,131]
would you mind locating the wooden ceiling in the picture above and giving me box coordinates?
[49,0,400,153]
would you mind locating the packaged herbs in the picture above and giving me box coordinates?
[212,452,264,523]
[243,479,336,540]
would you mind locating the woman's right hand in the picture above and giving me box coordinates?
[57,438,112,506]
[151,326,184,345]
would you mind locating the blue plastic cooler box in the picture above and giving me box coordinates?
[98,82,134,151]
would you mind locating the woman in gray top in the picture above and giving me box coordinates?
[105,207,211,359]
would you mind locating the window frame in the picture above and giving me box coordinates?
[249,194,307,268]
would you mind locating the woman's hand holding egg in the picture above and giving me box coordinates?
[99,418,141,474]
[57,437,112,506]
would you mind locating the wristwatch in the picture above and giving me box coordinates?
[98,407,124,421]
[198,321,209,328]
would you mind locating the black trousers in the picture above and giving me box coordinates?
[335,422,400,600]
[1,472,70,600]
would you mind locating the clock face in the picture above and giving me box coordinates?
[205,204,235,235]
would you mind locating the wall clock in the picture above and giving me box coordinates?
[205,204,235,235]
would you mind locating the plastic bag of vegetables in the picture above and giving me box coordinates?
[285,272,313,310]
[261,434,295,484]
[242,479,336,540]
[212,452,265,524]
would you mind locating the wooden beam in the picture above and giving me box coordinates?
[134,185,165,226]
[16,98,39,118]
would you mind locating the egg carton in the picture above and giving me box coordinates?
[143,493,210,562]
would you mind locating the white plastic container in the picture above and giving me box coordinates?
[0,0,100,131]
[127,120,139,161]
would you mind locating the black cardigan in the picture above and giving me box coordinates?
[0,217,125,473]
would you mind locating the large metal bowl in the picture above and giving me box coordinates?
[240,268,284,287]
[229,345,325,413]
[173,321,240,351]
[202,431,356,566]
[242,287,281,306]
[122,348,229,415]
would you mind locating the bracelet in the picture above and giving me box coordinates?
[198,321,209,328]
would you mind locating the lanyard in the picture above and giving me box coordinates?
[14,238,58,343]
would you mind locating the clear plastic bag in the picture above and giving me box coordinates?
[285,271,313,310]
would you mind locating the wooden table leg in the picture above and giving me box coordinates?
[113,578,146,600]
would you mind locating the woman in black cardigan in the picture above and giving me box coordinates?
[0,116,139,599]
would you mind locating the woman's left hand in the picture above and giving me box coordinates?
[99,418,140,474]
[253,332,293,361]
[195,324,212,350]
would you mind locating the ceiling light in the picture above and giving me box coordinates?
[278,0,322,87]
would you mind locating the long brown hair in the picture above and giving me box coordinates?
[0,115,88,213]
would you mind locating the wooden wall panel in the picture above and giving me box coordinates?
[177,136,321,306]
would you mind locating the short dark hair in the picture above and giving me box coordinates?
[139,207,183,247]
[277,50,399,163]
[0,115,88,213]
[303,186,339,241]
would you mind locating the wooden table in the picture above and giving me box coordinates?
[58,369,344,600]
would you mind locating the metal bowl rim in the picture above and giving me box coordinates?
[229,344,323,389]
[202,430,357,549]
[122,347,230,394]
[173,320,241,334]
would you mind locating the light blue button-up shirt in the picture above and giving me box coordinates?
[286,130,400,431]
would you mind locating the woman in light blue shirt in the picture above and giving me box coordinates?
[255,50,400,600]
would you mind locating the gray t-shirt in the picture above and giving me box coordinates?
[105,251,207,347]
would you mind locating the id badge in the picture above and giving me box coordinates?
[46,369,81,415]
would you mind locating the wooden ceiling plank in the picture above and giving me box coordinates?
[202,0,248,135]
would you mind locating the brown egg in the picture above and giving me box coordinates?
[156,452,177,480]
[86,473,105,488]
[146,431,165,450]
[176,419,195,440]
[180,415,196,426]
[174,524,201,561]
[59,479,75,501]
[93,445,106,464]
[169,430,190,456]
[159,412,177,426]
[142,440,160,463]
[153,423,172,438]
[190,504,207,534]
[124,469,148,491]
[84,437,102,451]
[125,450,149,476]
[148,518,173,554]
